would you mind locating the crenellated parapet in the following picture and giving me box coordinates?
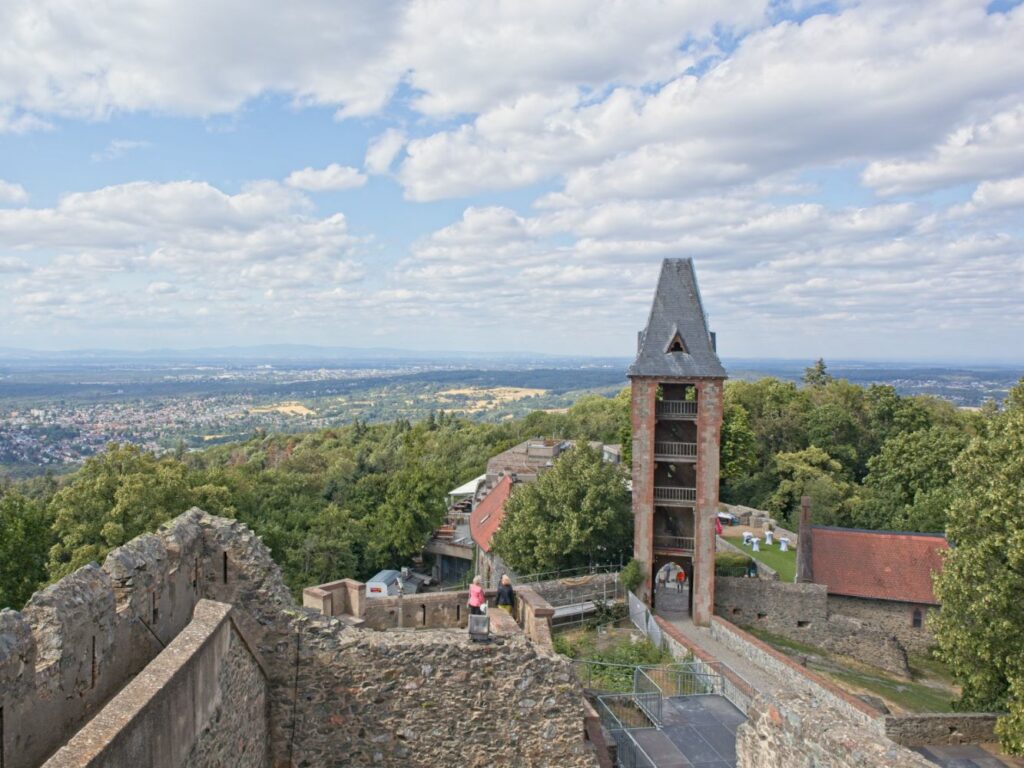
[0,508,296,768]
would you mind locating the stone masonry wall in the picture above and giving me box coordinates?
[42,600,269,768]
[289,623,597,768]
[737,693,934,768]
[0,513,208,768]
[708,617,882,729]
[828,595,938,655]
[882,713,1000,747]
[714,577,910,677]
[185,613,270,768]
[2,510,597,768]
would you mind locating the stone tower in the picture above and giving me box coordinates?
[628,258,726,626]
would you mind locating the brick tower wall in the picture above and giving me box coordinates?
[630,378,658,603]
[694,378,724,625]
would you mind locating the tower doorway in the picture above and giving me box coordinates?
[652,556,692,618]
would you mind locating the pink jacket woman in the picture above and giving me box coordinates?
[468,576,486,615]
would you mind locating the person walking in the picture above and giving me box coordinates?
[675,568,686,592]
[468,575,486,615]
[496,574,515,614]
[657,564,669,594]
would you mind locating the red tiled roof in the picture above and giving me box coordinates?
[811,527,948,605]
[470,476,513,553]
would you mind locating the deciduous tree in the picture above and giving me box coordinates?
[492,443,631,574]
[933,380,1024,755]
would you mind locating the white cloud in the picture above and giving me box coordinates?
[0,179,28,204]
[146,281,177,295]
[364,129,406,175]
[0,0,765,126]
[950,175,1024,216]
[90,139,151,162]
[285,164,367,191]
[0,180,369,333]
[0,256,29,272]
[398,1,1024,201]
[864,105,1024,195]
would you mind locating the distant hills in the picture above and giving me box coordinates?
[1,345,1020,369]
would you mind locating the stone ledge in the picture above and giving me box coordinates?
[884,713,1002,747]
[43,599,260,768]
[709,616,883,728]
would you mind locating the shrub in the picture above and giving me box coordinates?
[715,551,754,577]
[619,558,644,594]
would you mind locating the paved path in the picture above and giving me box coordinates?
[655,603,1023,768]
[654,602,785,699]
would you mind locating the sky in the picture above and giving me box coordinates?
[1,0,1023,362]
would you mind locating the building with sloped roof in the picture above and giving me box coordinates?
[807,526,949,653]
[629,258,726,625]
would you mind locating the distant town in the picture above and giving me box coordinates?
[1,349,1020,477]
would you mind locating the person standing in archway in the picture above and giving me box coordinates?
[676,567,686,592]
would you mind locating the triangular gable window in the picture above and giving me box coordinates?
[666,331,687,354]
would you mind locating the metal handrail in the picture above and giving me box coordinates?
[435,562,622,592]
[655,400,698,417]
[653,486,697,503]
[653,441,697,458]
[653,535,694,551]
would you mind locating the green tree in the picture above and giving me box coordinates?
[720,403,757,482]
[0,490,54,609]
[767,446,856,526]
[492,443,631,574]
[803,358,833,387]
[856,426,969,531]
[933,380,1024,755]
[47,444,197,579]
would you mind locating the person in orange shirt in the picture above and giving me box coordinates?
[676,568,686,592]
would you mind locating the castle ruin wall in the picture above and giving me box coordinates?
[42,600,269,768]
[714,577,910,677]
[737,693,934,768]
[1,513,208,768]
[827,595,938,655]
[2,510,598,768]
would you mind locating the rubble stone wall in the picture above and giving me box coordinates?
[531,571,620,606]
[714,577,910,676]
[883,713,1000,747]
[2,510,599,768]
[737,694,934,768]
[708,617,882,729]
[42,600,269,768]
[289,625,597,768]
[0,513,208,768]
[828,595,938,655]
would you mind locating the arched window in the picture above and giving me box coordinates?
[912,608,923,629]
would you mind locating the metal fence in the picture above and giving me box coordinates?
[594,697,657,768]
[637,662,724,697]
[628,591,664,649]
[573,659,641,694]
[434,562,622,592]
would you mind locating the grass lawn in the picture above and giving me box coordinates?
[723,533,797,581]
[743,626,955,713]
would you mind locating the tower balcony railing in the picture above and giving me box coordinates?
[653,441,697,461]
[653,486,697,505]
[655,400,698,420]
[653,535,695,553]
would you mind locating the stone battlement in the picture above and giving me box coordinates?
[1,510,597,768]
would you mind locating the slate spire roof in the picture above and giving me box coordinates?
[628,258,726,379]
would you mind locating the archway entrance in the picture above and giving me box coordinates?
[652,555,692,617]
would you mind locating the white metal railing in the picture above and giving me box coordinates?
[656,400,698,418]
[653,441,697,459]
[653,535,694,552]
[654,486,697,504]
